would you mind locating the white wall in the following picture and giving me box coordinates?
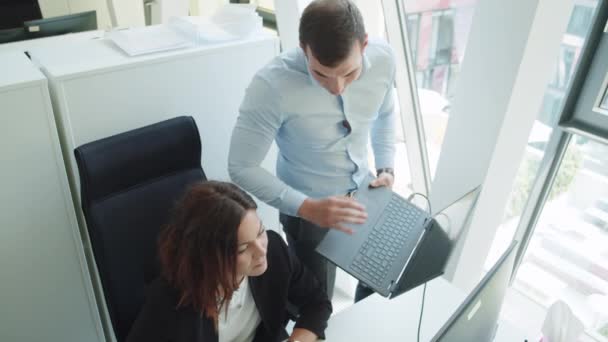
[38,0,113,29]
[106,0,145,28]
[194,0,228,16]
[274,0,313,50]
[38,0,70,17]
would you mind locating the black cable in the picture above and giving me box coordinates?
[417,282,428,342]
[433,211,453,236]
[407,192,432,214]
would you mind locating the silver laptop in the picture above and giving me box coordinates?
[316,178,480,298]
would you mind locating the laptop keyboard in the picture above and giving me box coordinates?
[350,194,422,286]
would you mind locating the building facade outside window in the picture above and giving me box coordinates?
[402,0,478,177]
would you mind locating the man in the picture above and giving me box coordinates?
[229,0,396,302]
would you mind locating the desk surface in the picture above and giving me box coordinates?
[0,51,45,89]
[27,28,277,78]
[324,277,529,341]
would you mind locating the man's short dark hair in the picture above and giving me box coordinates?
[299,0,366,67]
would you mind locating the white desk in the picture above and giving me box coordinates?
[324,277,529,341]
[0,51,104,342]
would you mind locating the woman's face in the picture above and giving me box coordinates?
[235,210,268,280]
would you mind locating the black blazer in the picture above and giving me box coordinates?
[126,231,332,342]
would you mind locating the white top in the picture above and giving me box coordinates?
[218,277,261,342]
[26,26,276,78]
[0,51,45,89]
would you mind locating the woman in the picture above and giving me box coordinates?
[127,181,332,342]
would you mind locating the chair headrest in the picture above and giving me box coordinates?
[74,116,202,205]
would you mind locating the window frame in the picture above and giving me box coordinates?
[558,2,608,144]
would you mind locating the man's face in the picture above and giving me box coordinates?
[303,37,368,96]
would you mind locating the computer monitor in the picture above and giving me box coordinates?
[0,27,29,44]
[23,11,97,39]
[430,240,519,342]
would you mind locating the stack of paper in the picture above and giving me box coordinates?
[106,25,194,56]
[170,4,263,44]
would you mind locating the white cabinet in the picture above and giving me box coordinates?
[0,52,104,342]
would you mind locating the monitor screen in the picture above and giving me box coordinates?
[23,10,97,39]
[431,240,519,342]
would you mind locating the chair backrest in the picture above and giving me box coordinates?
[74,116,206,341]
[0,0,42,30]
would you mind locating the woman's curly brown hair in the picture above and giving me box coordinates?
[158,181,257,323]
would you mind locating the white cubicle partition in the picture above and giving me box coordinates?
[0,30,105,54]
[0,52,105,342]
[28,33,280,224]
[27,31,280,341]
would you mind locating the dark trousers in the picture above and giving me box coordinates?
[354,283,374,302]
[280,214,336,299]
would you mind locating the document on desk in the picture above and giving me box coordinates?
[106,25,195,56]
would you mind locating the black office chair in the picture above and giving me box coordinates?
[0,0,42,30]
[74,116,206,342]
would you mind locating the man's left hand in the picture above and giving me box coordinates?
[369,172,394,188]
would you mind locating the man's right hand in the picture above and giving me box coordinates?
[297,197,367,234]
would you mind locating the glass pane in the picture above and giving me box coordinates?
[487,0,599,265]
[484,0,602,339]
[356,2,413,198]
[567,5,594,37]
[513,138,608,340]
[402,0,479,178]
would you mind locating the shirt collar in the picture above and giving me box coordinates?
[300,47,372,88]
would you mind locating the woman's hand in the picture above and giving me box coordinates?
[288,328,318,342]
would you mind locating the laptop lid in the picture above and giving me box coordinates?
[390,186,481,298]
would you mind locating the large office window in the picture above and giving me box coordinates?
[401,0,478,178]
[514,137,608,339]
[567,4,595,37]
[485,1,607,339]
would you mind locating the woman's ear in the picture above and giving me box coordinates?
[361,34,369,53]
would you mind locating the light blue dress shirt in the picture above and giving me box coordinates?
[229,40,397,217]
